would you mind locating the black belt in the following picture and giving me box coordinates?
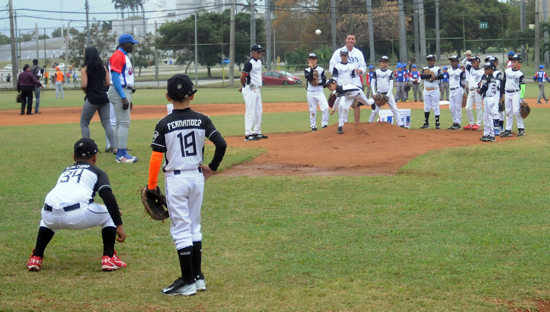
[379,92,387,95]
[506,90,519,93]
[451,87,461,91]
[174,168,202,175]
[44,203,80,212]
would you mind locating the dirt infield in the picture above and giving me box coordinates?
[1,101,520,176]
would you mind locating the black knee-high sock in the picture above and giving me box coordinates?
[424,112,430,124]
[33,227,55,258]
[499,120,504,127]
[494,119,500,128]
[192,241,203,279]
[435,115,440,124]
[177,246,194,284]
[101,227,116,257]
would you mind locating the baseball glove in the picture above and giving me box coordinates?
[424,69,435,82]
[498,97,505,112]
[140,186,169,221]
[328,93,336,108]
[462,93,467,108]
[351,99,363,109]
[373,94,389,107]
[520,100,531,118]
[16,93,21,103]
[404,83,411,92]
[311,69,319,86]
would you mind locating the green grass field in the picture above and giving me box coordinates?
[2,88,550,311]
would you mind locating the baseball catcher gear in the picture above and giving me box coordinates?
[328,93,336,108]
[140,186,169,221]
[498,97,505,112]
[373,94,389,107]
[462,93,467,108]
[520,99,531,118]
[310,69,319,86]
[404,83,411,92]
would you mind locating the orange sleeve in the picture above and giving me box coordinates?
[148,151,164,189]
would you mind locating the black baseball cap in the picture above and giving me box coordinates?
[511,54,522,63]
[167,74,197,101]
[308,53,318,59]
[324,78,337,88]
[340,49,349,55]
[74,138,99,157]
[379,55,389,62]
[483,62,496,70]
[426,54,435,60]
[470,56,480,62]
[448,55,459,61]
[251,44,265,52]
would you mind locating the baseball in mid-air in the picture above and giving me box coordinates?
[315,29,321,36]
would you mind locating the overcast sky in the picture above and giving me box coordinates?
[1,0,178,36]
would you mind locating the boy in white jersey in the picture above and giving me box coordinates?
[147,74,227,296]
[241,44,267,142]
[332,49,357,123]
[478,62,500,142]
[500,55,526,137]
[304,53,329,131]
[27,138,127,272]
[420,54,444,129]
[463,56,484,130]
[484,56,504,136]
[446,56,466,130]
[326,78,371,134]
[368,56,403,127]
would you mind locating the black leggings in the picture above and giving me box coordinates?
[20,86,34,114]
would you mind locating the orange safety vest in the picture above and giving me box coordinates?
[56,70,64,82]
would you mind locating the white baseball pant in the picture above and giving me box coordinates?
[449,87,463,124]
[423,88,440,115]
[307,92,329,128]
[334,90,370,127]
[505,91,524,131]
[243,86,263,136]
[39,203,115,232]
[483,97,497,137]
[369,93,403,126]
[165,169,204,250]
[465,89,482,126]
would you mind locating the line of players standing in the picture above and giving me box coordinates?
[304,35,528,141]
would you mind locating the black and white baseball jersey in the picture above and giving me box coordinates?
[333,84,362,96]
[479,76,500,98]
[304,66,326,92]
[151,108,226,172]
[447,66,465,89]
[503,68,525,92]
[332,62,356,86]
[242,57,262,87]
[329,47,366,87]
[420,66,443,89]
[466,65,484,89]
[45,161,111,208]
[371,68,394,93]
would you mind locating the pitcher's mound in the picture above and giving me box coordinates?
[219,122,514,176]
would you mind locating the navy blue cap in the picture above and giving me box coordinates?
[324,78,337,87]
[74,138,99,157]
[379,56,389,62]
[340,49,349,55]
[470,56,480,62]
[251,44,265,52]
[426,54,435,60]
[448,55,458,61]
[308,53,318,59]
[484,62,496,70]
[119,34,139,44]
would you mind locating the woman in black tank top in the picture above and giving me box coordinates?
[80,47,117,154]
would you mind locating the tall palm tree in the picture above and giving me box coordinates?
[112,0,127,33]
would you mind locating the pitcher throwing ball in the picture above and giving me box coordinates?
[147,74,227,296]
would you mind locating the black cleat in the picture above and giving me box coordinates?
[435,122,441,129]
[244,135,259,141]
[311,126,317,132]
[337,127,343,134]
[420,123,430,129]
[517,128,525,136]
[322,125,328,129]
[500,130,512,137]
[161,278,197,296]
[256,133,268,139]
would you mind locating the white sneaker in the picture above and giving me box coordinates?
[116,154,138,163]
[195,278,206,291]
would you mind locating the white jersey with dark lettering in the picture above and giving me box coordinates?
[421,66,442,89]
[151,108,220,172]
[503,68,525,92]
[332,62,356,86]
[448,66,465,89]
[242,57,262,87]
[466,65,484,89]
[371,68,394,93]
[329,46,366,87]
[44,161,111,209]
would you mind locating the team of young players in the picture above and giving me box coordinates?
[308,51,528,140]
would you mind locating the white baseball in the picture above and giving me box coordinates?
[315,29,321,36]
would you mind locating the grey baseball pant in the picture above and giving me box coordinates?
[440,82,449,100]
[538,82,548,103]
[108,87,133,150]
[55,81,63,99]
[34,86,41,112]
[396,81,405,101]
[412,83,423,101]
[80,99,116,147]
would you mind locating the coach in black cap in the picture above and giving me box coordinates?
[240,44,267,141]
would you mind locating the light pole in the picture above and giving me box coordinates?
[194,0,198,85]
[85,0,90,46]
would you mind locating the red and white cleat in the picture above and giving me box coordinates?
[27,252,43,272]
[463,124,473,130]
[101,250,127,271]
[472,124,480,130]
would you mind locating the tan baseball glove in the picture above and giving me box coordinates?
[373,94,389,107]
[140,186,169,221]
[311,69,319,86]
[462,92,467,108]
[499,97,505,112]
[424,68,435,82]
[520,99,531,118]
